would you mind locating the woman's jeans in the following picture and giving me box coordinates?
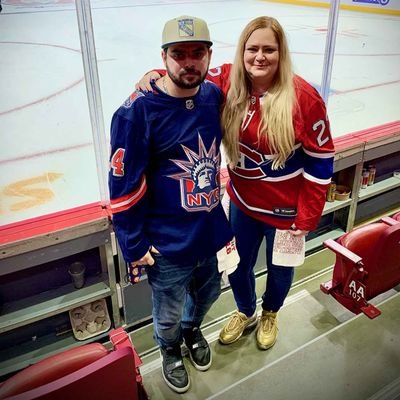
[146,255,221,349]
[229,202,294,317]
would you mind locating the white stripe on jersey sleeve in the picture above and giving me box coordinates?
[303,171,331,185]
[261,168,303,182]
[303,148,335,159]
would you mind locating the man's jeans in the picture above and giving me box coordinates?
[228,202,294,316]
[146,254,221,349]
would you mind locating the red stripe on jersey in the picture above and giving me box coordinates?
[110,176,147,214]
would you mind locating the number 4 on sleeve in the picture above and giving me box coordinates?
[111,148,125,177]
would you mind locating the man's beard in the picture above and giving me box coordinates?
[166,66,208,89]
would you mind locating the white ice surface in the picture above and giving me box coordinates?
[0,0,399,225]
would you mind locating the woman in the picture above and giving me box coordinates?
[137,16,335,350]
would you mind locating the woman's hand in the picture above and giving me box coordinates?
[289,224,309,237]
[135,71,162,92]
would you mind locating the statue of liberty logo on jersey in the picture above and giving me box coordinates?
[168,134,220,212]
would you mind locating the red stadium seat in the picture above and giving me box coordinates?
[392,211,400,221]
[320,217,400,319]
[0,328,148,400]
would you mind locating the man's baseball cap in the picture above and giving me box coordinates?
[162,15,212,49]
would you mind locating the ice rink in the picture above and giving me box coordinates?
[1,0,399,226]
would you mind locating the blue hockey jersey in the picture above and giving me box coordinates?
[109,80,233,264]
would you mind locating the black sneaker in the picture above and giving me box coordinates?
[160,345,190,393]
[183,327,212,371]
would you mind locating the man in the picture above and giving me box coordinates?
[108,16,233,394]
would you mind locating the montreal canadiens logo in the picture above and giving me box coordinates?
[168,134,220,212]
[232,142,275,179]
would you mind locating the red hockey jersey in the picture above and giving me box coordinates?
[207,64,335,232]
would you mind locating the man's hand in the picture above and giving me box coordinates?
[131,250,154,268]
[135,71,162,92]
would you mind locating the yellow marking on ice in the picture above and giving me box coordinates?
[2,172,63,211]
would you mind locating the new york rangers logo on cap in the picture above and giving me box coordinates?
[161,15,212,49]
[178,18,195,38]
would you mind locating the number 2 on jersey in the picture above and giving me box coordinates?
[313,120,329,147]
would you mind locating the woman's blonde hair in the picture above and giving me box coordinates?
[221,16,296,169]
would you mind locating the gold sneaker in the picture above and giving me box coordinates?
[219,310,257,344]
[256,311,278,350]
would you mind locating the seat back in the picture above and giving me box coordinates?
[392,211,400,221]
[332,223,386,286]
[334,221,400,299]
[363,223,400,297]
[0,344,108,399]
[338,222,386,260]
[0,329,147,400]
[4,347,138,400]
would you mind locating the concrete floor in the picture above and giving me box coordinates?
[129,248,400,400]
